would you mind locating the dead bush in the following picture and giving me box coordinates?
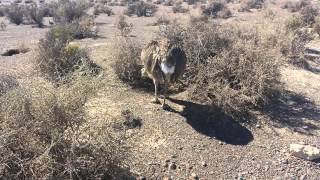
[282,0,309,12]
[52,0,89,23]
[159,22,281,119]
[189,15,209,25]
[116,14,133,37]
[152,15,170,26]
[239,0,264,12]
[163,0,174,6]
[0,75,19,96]
[125,1,157,17]
[202,1,232,18]
[0,77,131,179]
[0,7,5,17]
[26,5,45,28]
[36,26,100,83]
[313,17,320,37]
[93,4,113,16]
[5,5,24,25]
[111,37,143,85]
[172,1,189,13]
[285,15,305,32]
[300,5,319,26]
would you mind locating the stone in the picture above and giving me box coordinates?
[300,174,307,180]
[289,144,320,161]
[169,163,177,170]
[201,161,207,167]
[163,177,172,180]
[191,173,199,179]
[256,124,261,128]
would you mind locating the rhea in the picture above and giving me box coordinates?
[141,39,187,108]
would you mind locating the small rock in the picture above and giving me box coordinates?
[201,161,207,167]
[219,142,224,145]
[163,177,172,180]
[289,144,320,161]
[256,164,261,169]
[300,174,307,180]
[256,124,261,128]
[191,173,199,179]
[209,171,214,175]
[169,163,177,170]
[178,146,183,150]
[264,165,269,171]
[138,176,146,180]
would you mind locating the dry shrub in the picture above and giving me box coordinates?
[36,26,100,83]
[202,0,232,18]
[159,22,281,119]
[111,37,143,85]
[152,15,170,26]
[189,15,209,25]
[163,0,174,6]
[116,14,133,36]
[313,17,320,37]
[26,5,45,28]
[0,75,19,96]
[239,0,264,12]
[172,1,189,13]
[93,4,113,16]
[300,5,319,26]
[285,15,305,32]
[5,5,24,25]
[51,0,89,23]
[125,1,157,17]
[282,0,309,12]
[0,77,131,179]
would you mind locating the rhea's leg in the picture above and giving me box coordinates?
[152,79,160,104]
[162,81,169,109]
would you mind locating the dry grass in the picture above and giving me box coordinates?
[282,0,309,12]
[116,14,133,37]
[111,37,144,85]
[202,0,232,18]
[51,0,89,23]
[159,22,282,119]
[125,1,157,17]
[239,0,265,12]
[36,25,100,83]
[0,76,130,179]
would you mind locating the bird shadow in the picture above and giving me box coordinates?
[167,97,254,145]
[264,90,320,135]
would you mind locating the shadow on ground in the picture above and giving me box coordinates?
[265,90,320,135]
[167,98,254,145]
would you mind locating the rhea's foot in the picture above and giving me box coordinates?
[151,98,161,104]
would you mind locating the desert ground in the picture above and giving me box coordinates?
[1,0,320,179]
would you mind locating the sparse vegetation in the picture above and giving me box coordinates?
[116,14,133,37]
[93,4,113,16]
[159,22,282,118]
[52,0,90,23]
[0,75,19,96]
[125,1,157,17]
[111,37,143,85]
[26,5,45,28]
[36,25,100,83]
[172,1,189,13]
[202,0,232,18]
[300,5,319,26]
[282,0,309,12]
[0,21,6,31]
[239,0,264,12]
[5,5,24,25]
[0,76,130,179]
[152,15,170,26]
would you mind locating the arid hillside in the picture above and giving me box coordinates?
[0,0,320,179]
